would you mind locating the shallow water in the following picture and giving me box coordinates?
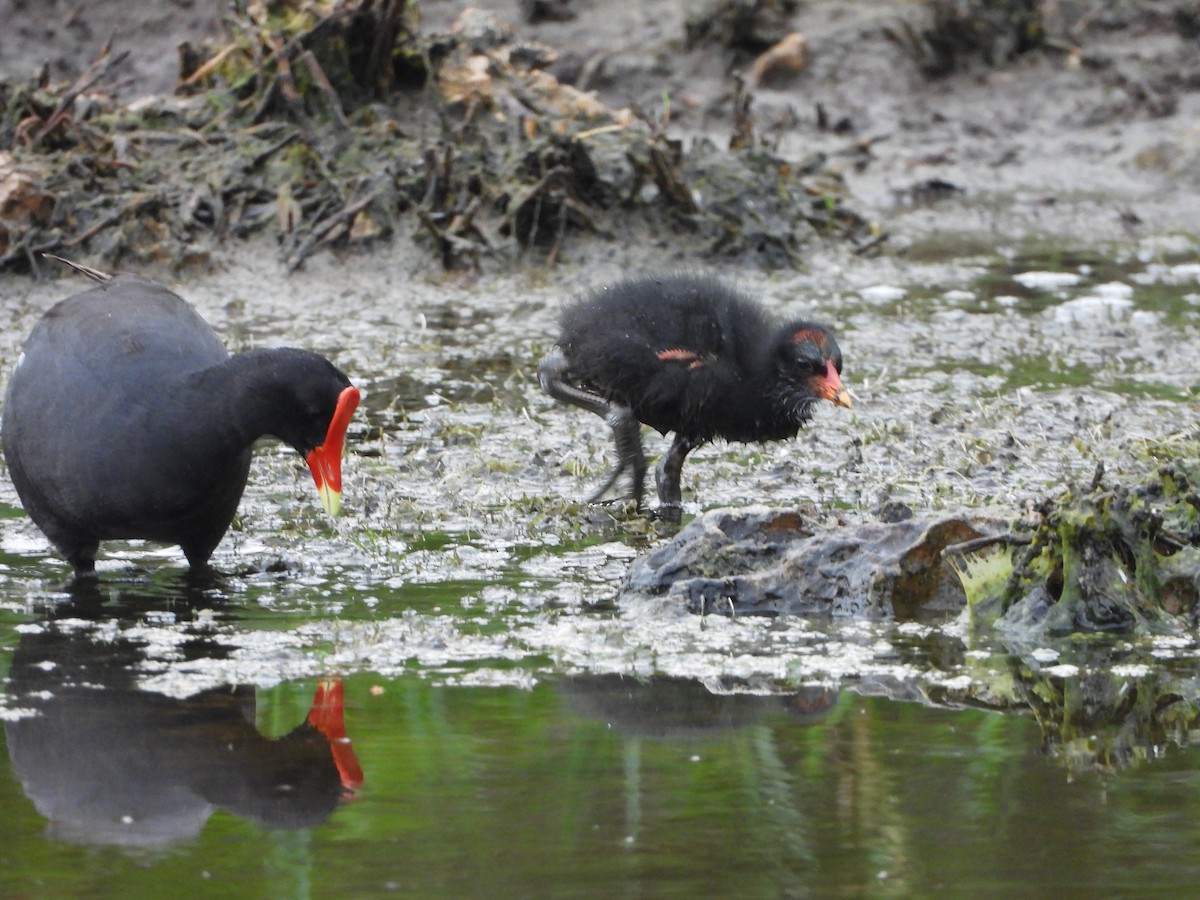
[6,661,1200,898]
[0,235,1198,895]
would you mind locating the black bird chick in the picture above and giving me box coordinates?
[538,274,852,519]
[2,265,361,576]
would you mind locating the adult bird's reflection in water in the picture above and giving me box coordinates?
[3,581,362,848]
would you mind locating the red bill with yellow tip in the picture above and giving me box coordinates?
[306,385,361,516]
[820,359,853,409]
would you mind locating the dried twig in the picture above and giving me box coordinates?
[942,533,1032,557]
[365,0,408,94]
[63,194,157,248]
[31,42,131,145]
[299,50,350,132]
[41,254,112,281]
[269,34,317,139]
[180,42,239,87]
[285,194,375,271]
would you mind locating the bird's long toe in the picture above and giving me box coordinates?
[587,463,627,504]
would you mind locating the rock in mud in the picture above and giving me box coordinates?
[620,505,1000,618]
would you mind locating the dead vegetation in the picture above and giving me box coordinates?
[887,0,1046,78]
[0,0,873,275]
[889,0,1200,78]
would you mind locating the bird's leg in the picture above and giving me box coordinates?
[65,542,98,578]
[654,434,699,523]
[539,352,646,508]
[589,404,647,507]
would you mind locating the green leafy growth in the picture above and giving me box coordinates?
[962,437,1200,636]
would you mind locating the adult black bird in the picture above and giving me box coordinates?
[538,273,852,519]
[2,263,361,575]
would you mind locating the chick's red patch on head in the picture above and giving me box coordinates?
[790,328,828,353]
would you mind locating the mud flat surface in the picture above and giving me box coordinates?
[0,0,1197,732]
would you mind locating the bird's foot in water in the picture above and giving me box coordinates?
[654,464,684,522]
[653,436,696,516]
[586,467,648,517]
[652,502,683,525]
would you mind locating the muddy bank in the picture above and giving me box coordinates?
[0,0,871,274]
[2,0,1199,274]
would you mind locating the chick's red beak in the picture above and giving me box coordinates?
[307,385,361,516]
[821,359,853,409]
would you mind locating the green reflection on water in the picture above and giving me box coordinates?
[4,671,1200,897]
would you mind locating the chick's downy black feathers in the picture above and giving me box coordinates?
[539,273,851,518]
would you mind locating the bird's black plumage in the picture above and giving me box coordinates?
[539,273,851,518]
[2,273,360,575]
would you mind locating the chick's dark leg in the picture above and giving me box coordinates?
[654,434,699,522]
[590,405,646,507]
[538,351,648,509]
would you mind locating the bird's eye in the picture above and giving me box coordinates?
[795,354,824,376]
